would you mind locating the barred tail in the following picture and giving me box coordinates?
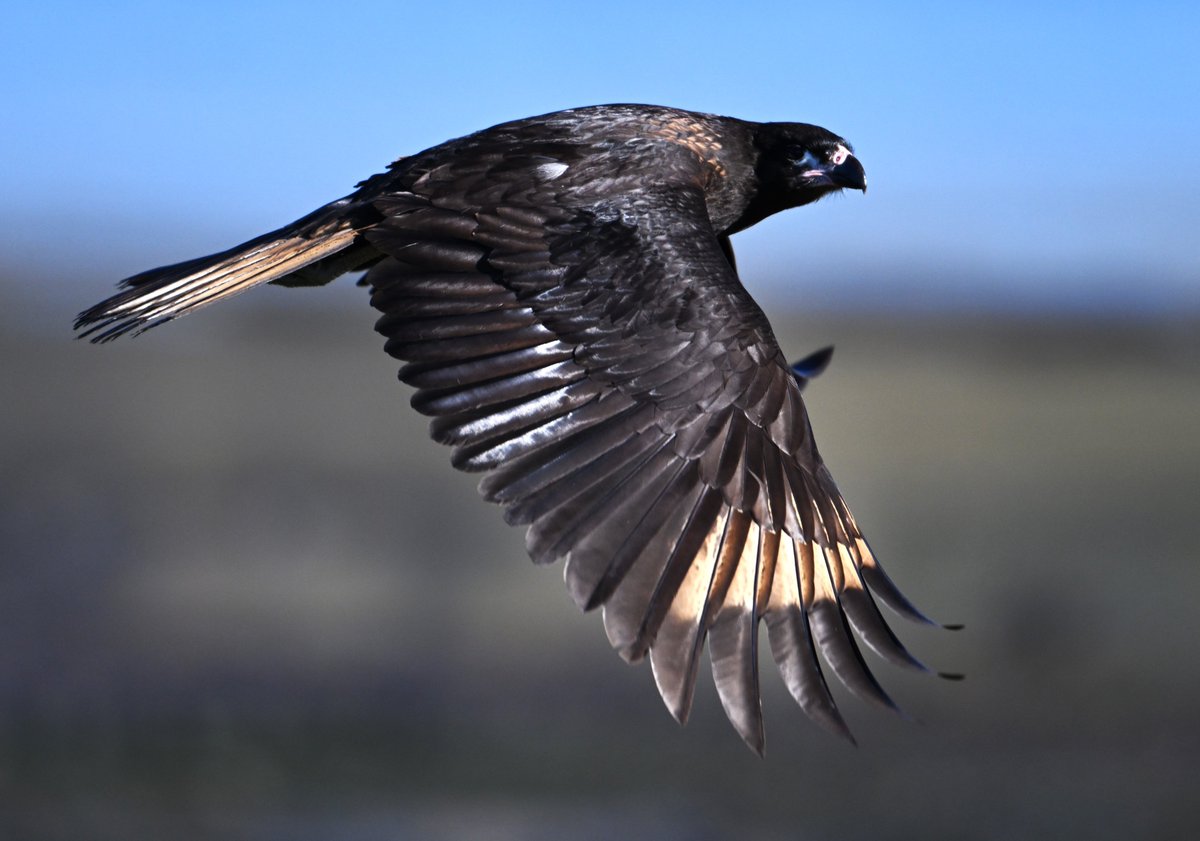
[74,196,381,342]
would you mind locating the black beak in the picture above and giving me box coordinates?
[829,154,867,192]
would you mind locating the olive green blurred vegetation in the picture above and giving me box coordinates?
[2,296,1198,840]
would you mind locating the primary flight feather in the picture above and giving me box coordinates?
[77,104,957,753]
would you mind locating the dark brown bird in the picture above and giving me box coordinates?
[76,104,956,753]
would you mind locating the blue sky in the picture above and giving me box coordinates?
[4,0,1198,317]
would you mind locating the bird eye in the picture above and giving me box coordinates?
[796,149,820,169]
[829,144,851,166]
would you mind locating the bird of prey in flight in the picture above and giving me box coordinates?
[77,104,957,753]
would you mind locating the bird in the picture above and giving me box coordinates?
[76,104,958,754]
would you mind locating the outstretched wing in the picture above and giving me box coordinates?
[365,164,951,753]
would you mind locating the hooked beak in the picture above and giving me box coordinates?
[828,152,866,192]
[801,145,867,193]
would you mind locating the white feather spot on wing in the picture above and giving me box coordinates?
[535,162,568,181]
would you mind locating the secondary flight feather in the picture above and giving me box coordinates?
[76,104,958,753]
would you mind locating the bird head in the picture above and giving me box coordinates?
[791,138,866,194]
[761,122,866,200]
[727,121,866,233]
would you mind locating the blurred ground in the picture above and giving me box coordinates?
[1,293,1198,840]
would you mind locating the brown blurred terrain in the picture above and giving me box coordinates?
[1,294,1198,840]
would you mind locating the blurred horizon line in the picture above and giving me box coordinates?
[11,257,1197,342]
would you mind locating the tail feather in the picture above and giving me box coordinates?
[75,197,379,342]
